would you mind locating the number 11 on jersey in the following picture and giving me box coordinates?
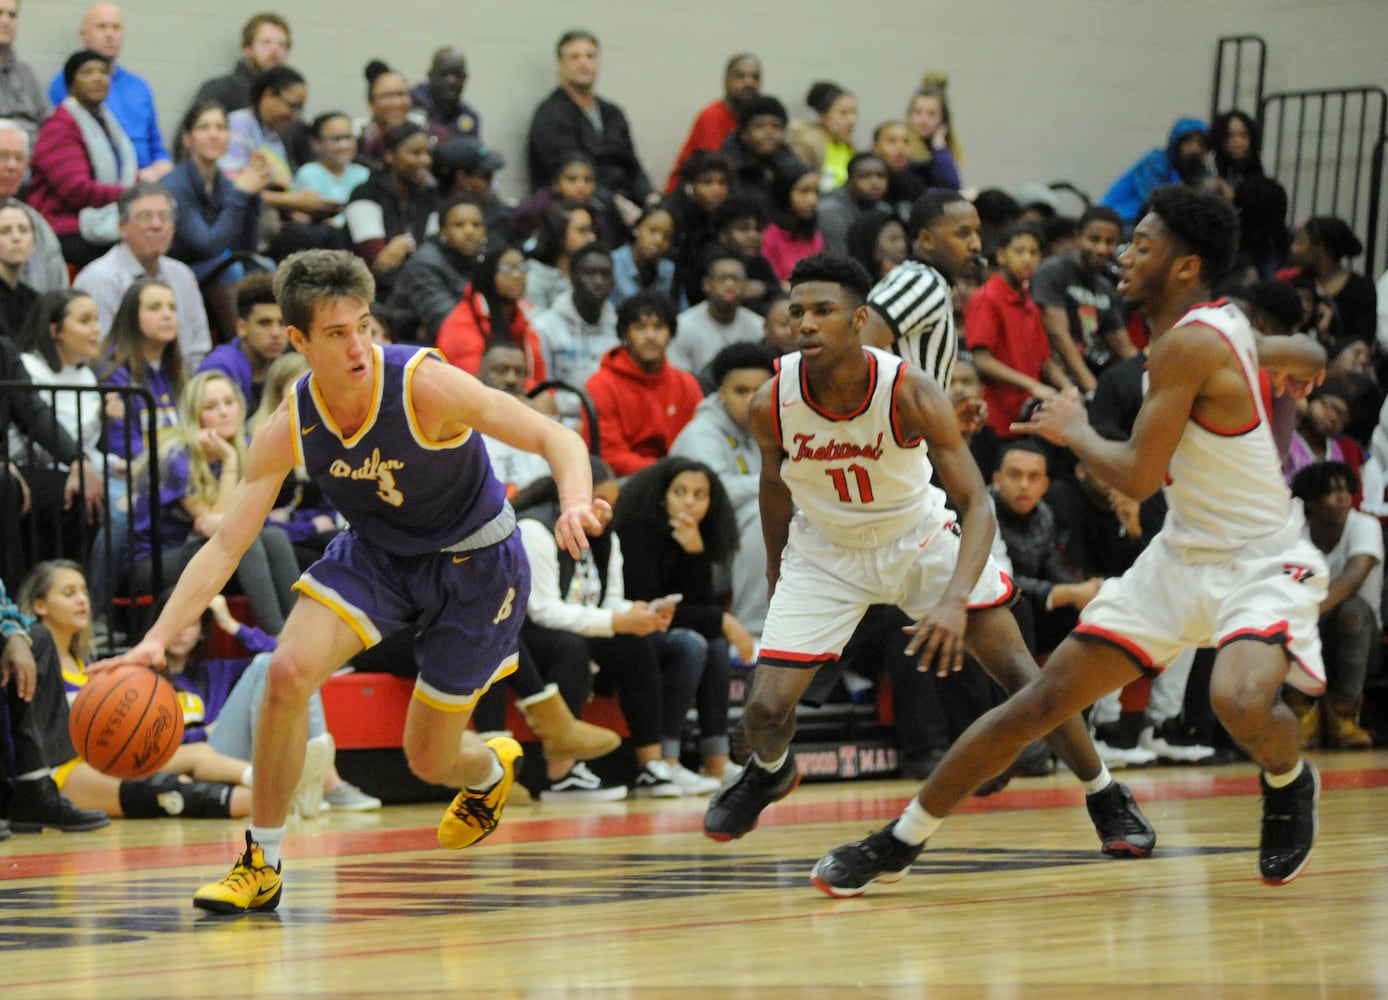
[826,464,875,504]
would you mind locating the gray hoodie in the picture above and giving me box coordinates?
[670,393,767,634]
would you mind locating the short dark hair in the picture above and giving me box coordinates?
[439,192,484,226]
[710,341,776,387]
[616,290,678,340]
[1246,279,1304,334]
[1146,184,1239,284]
[701,244,745,281]
[179,100,227,139]
[252,65,305,106]
[973,188,1023,226]
[680,149,731,185]
[568,242,611,274]
[556,30,599,57]
[996,222,1044,252]
[382,121,426,153]
[907,190,970,236]
[846,152,887,178]
[711,194,767,233]
[550,149,595,183]
[1078,205,1123,231]
[308,111,351,139]
[787,253,874,305]
[235,272,277,320]
[736,95,787,129]
[1290,460,1358,503]
[997,438,1049,471]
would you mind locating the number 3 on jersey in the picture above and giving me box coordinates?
[826,463,875,504]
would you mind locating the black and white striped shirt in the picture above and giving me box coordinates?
[867,260,957,389]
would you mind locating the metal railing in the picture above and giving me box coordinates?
[1261,86,1388,275]
[1211,34,1267,122]
[1,381,162,655]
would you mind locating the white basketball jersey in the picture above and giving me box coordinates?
[1155,300,1293,552]
[774,346,940,548]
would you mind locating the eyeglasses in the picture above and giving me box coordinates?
[130,210,175,225]
[277,95,305,113]
[497,264,529,276]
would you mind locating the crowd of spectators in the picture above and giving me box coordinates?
[1,6,1385,825]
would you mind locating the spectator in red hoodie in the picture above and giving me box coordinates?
[586,289,704,476]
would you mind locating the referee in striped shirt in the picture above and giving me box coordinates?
[863,191,983,390]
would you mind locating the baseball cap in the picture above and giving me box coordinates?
[434,137,507,176]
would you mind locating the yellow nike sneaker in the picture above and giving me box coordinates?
[193,831,283,913]
[438,736,523,850]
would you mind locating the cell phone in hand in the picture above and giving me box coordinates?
[649,594,683,612]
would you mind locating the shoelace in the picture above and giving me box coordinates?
[222,854,266,890]
[451,793,498,832]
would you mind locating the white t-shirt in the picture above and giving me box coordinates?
[1322,507,1384,627]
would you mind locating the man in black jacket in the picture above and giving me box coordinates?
[525,30,655,224]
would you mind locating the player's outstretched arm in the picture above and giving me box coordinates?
[91,406,297,673]
[895,369,992,675]
[747,380,792,596]
[412,358,604,557]
[1012,326,1221,501]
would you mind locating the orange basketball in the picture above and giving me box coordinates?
[69,668,185,779]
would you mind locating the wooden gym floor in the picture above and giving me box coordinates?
[2,750,1386,999]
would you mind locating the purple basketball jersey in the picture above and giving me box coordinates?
[290,344,507,555]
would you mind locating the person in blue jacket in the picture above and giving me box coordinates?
[1100,118,1209,229]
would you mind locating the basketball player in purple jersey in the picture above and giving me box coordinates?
[814,187,1328,896]
[96,250,605,912]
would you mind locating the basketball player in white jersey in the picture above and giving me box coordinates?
[703,254,1152,860]
[814,186,1328,896]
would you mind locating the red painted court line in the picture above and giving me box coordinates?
[3,766,1385,881]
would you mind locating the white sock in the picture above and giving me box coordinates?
[249,824,286,869]
[893,798,942,845]
[240,766,254,787]
[753,751,788,773]
[1264,758,1304,789]
[467,752,506,792]
[17,768,50,781]
[1082,764,1113,796]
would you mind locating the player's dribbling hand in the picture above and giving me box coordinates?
[555,497,611,558]
[903,599,967,677]
[1010,387,1086,444]
[87,638,166,676]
